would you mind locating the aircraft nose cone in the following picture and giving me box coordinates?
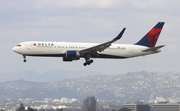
[12,47,15,51]
[12,47,18,53]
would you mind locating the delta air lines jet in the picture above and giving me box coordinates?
[12,22,165,66]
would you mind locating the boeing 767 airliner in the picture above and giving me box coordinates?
[12,22,165,66]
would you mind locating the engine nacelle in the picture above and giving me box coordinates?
[63,50,80,61]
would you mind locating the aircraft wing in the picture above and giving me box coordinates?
[79,28,126,55]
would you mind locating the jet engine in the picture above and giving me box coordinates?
[63,50,80,61]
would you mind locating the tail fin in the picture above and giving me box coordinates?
[135,22,165,47]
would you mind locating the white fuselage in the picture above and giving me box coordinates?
[12,41,160,59]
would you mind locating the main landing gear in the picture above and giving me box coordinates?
[83,59,93,66]
[23,55,27,62]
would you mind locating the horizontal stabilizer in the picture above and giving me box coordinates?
[142,45,165,52]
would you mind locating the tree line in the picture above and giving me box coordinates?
[15,103,131,111]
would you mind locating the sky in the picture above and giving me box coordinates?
[0,0,180,74]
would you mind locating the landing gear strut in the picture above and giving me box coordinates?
[83,59,93,66]
[23,55,27,62]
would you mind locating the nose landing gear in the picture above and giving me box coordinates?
[23,55,27,62]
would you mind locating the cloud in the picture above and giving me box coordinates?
[34,0,117,9]
[132,0,165,9]
[0,0,180,74]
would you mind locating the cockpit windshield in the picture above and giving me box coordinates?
[16,44,21,47]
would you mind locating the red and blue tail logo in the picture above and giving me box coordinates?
[135,22,165,47]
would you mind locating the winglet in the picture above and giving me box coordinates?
[113,28,126,41]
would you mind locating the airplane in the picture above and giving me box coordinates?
[12,22,165,66]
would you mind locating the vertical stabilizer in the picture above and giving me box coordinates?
[135,22,165,47]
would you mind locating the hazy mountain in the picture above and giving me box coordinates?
[0,71,180,101]
[0,70,105,82]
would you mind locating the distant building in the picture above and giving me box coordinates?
[154,97,168,104]
[152,103,180,111]
[82,97,96,111]
[123,104,150,111]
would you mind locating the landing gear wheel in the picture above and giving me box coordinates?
[23,55,27,62]
[83,59,94,66]
[90,59,93,63]
[83,63,87,66]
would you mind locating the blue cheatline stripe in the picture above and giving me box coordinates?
[25,54,127,59]
[97,54,127,59]
[25,54,65,57]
